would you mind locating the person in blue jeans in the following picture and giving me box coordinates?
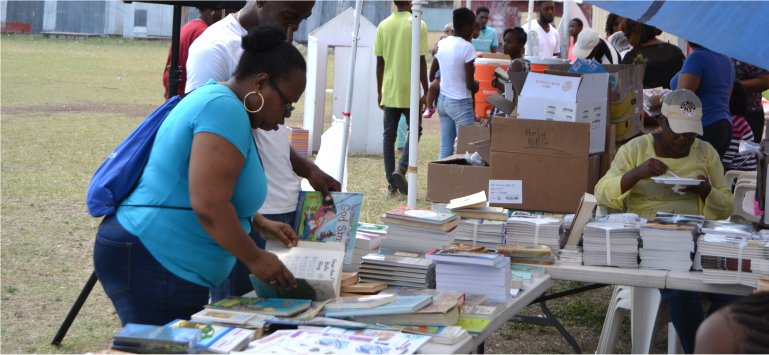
[94,27,306,326]
[432,7,479,159]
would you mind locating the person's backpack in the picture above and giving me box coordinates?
[86,95,183,217]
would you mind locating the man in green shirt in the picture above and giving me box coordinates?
[375,1,429,196]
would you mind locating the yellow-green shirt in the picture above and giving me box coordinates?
[595,134,733,220]
[374,11,429,108]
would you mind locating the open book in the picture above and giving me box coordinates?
[257,240,345,301]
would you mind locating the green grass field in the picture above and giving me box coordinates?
[0,34,644,353]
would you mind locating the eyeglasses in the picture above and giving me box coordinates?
[269,80,295,117]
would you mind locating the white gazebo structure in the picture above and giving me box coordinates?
[303,7,381,155]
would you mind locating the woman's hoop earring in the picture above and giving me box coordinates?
[243,91,264,113]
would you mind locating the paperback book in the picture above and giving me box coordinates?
[165,319,253,354]
[325,295,433,318]
[206,296,311,317]
[262,239,345,301]
[111,323,200,354]
[293,191,363,265]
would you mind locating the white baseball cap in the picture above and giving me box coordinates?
[661,89,703,135]
[573,29,600,59]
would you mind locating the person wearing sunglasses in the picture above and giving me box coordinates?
[185,1,341,302]
[94,26,308,326]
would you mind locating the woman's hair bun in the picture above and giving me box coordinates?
[241,26,287,52]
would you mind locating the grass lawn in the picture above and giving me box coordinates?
[0,34,647,353]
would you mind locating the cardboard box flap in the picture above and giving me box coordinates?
[468,139,491,164]
[457,125,490,155]
[576,73,610,101]
[490,118,589,157]
[520,72,580,100]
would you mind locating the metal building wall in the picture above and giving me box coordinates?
[3,0,45,33]
[55,1,106,34]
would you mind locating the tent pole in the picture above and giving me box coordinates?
[337,0,363,187]
[526,0,534,56]
[407,0,425,209]
[561,0,570,60]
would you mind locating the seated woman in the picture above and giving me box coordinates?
[595,89,733,220]
[93,26,304,326]
[595,90,734,354]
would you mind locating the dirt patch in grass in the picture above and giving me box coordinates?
[2,102,156,118]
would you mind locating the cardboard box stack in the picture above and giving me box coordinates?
[427,126,491,203]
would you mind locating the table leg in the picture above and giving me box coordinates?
[476,341,485,354]
[630,286,661,354]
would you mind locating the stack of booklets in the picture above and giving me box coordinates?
[639,222,698,271]
[324,295,432,318]
[582,222,640,268]
[353,287,464,326]
[165,319,254,353]
[559,247,583,265]
[496,244,555,265]
[426,249,512,302]
[191,309,272,329]
[286,126,309,157]
[346,223,386,272]
[111,323,200,354]
[381,206,459,253]
[238,328,430,354]
[358,253,436,288]
[698,233,769,287]
[505,215,563,253]
[454,218,506,248]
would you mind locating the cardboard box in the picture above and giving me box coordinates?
[489,118,594,213]
[456,125,490,157]
[427,155,490,203]
[517,71,609,154]
[550,63,645,143]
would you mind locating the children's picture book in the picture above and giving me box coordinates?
[293,191,363,265]
[165,319,253,354]
[111,323,200,354]
[205,296,311,317]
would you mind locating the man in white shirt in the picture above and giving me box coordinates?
[185,0,341,301]
[522,1,561,58]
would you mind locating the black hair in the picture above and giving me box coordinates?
[476,6,489,15]
[570,18,583,27]
[537,1,554,8]
[605,13,620,35]
[730,81,748,117]
[724,292,769,353]
[234,26,306,82]
[453,7,476,34]
[503,27,527,46]
[393,1,409,9]
[622,19,661,45]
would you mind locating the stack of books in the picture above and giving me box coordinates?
[505,215,563,252]
[639,222,697,271]
[165,319,254,353]
[346,223,386,272]
[111,323,200,354]
[698,233,769,288]
[324,295,432,318]
[190,308,272,329]
[358,253,435,288]
[445,191,509,221]
[205,297,312,317]
[353,288,464,326]
[382,207,459,253]
[286,126,309,157]
[454,219,506,248]
[496,244,556,265]
[426,249,512,302]
[582,222,639,268]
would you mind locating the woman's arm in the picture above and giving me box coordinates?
[189,132,295,288]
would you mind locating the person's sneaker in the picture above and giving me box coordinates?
[386,185,398,197]
[391,171,408,195]
[422,107,436,118]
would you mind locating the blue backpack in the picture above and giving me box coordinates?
[86,95,182,217]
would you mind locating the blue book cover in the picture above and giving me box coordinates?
[292,191,363,264]
[325,295,432,318]
[207,296,311,317]
[113,323,200,347]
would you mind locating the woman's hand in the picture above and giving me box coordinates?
[253,215,298,247]
[621,158,668,193]
[248,250,296,289]
[683,175,712,200]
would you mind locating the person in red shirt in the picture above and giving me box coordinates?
[163,7,224,98]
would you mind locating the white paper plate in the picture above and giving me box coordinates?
[651,177,703,186]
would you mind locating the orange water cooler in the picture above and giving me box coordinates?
[474,58,509,118]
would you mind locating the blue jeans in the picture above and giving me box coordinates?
[660,289,736,354]
[93,215,209,326]
[437,94,475,159]
[210,211,296,302]
[383,107,422,189]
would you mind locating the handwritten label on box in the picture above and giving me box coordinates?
[488,180,523,204]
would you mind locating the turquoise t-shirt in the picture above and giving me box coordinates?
[117,81,267,288]
[472,26,499,52]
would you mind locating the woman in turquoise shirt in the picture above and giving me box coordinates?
[94,26,305,326]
